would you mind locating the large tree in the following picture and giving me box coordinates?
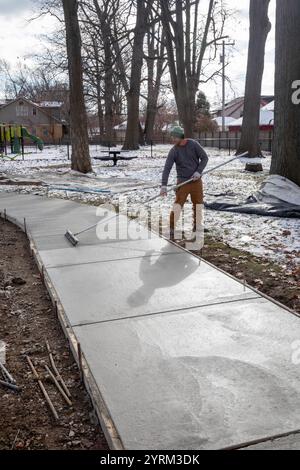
[89,0,150,150]
[144,22,166,145]
[123,0,152,150]
[160,0,228,137]
[90,0,117,146]
[237,0,271,160]
[62,0,92,173]
[271,0,300,186]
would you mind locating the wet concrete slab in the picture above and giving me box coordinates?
[73,299,300,450]
[39,237,182,268]
[242,434,300,450]
[47,252,258,326]
[0,194,71,212]
[0,193,157,244]
[27,212,150,238]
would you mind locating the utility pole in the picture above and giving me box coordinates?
[219,39,235,132]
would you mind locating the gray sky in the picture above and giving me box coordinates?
[0,0,276,105]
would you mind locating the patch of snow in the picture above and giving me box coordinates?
[0,143,299,271]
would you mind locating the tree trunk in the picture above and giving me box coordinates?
[144,106,157,144]
[144,28,165,144]
[92,35,105,140]
[180,100,195,138]
[97,101,104,137]
[161,0,214,138]
[123,1,150,150]
[271,0,300,186]
[237,0,271,160]
[62,0,92,173]
[97,2,115,147]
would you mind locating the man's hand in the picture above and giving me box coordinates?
[192,172,201,181]
[160,186,168,197]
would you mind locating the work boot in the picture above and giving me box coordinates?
[169,230,186,247]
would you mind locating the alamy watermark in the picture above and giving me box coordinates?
[291,80,300,104]
[94,196,205,251]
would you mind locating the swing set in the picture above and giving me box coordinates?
[0,124,44,161]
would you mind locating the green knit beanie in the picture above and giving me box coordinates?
[170,126,184,139]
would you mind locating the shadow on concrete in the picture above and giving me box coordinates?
[127,246,199,308]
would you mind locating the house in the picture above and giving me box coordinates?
[197,101,274,152]
[228,101,274,132]
[212,116,235,131]
[113,120,146,142]
[0,97,65,144]
[212,95,274,120]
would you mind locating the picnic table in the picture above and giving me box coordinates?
[94,150,138,166]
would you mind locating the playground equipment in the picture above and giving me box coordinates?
[0,124,44,159]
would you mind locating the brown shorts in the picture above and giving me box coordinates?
[170,179,204,231]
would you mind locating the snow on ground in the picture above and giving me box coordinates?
[0,143,299,271]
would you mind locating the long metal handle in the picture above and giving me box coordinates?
[75,178,195,236]
[146,152,248,204]
[202,152,248,176]
[144,177,195,204]
[75,152,249,237]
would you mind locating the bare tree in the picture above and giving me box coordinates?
[79,1,131,145]
[237,0,271,164]
[160,0,229,137]
[123,0,152,150]
[0,60,31,98]
[62,0,92,173]
[144,21,167,144]
[271,0,300,186]
[91,0,119,145]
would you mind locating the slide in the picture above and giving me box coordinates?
[22,127,44,151]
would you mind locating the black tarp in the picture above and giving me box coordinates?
[205,196,300,218]
[205,175,300,219]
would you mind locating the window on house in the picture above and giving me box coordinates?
[16,102,29,117]
[33,108,37,116]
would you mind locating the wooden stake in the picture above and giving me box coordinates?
[44,364,72,407]
[46,341,71,399]
[26,356,59,421]
[78,343,83,382]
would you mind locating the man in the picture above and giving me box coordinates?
[161,126,208,241]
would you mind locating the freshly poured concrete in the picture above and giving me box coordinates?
[47,252,258,325]
[74,298,300,449]
[243,434,300,450]
[1,192,300,450]
[39,238,183,268]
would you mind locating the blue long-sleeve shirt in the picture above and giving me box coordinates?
[162,139,209,186]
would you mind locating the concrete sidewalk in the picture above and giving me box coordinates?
[1,192,300,450]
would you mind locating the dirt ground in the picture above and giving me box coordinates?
[0,218,108,450]
[194,236,300,314]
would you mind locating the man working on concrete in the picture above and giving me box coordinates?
[161,126,208,241]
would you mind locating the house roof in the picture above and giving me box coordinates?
[113,120,145,131]
[229,107,274,129]
[261,100,274,112]
[213,116,235,127]
[39,101,63,108]
[212,95,274,116]
[113,120,127,130]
